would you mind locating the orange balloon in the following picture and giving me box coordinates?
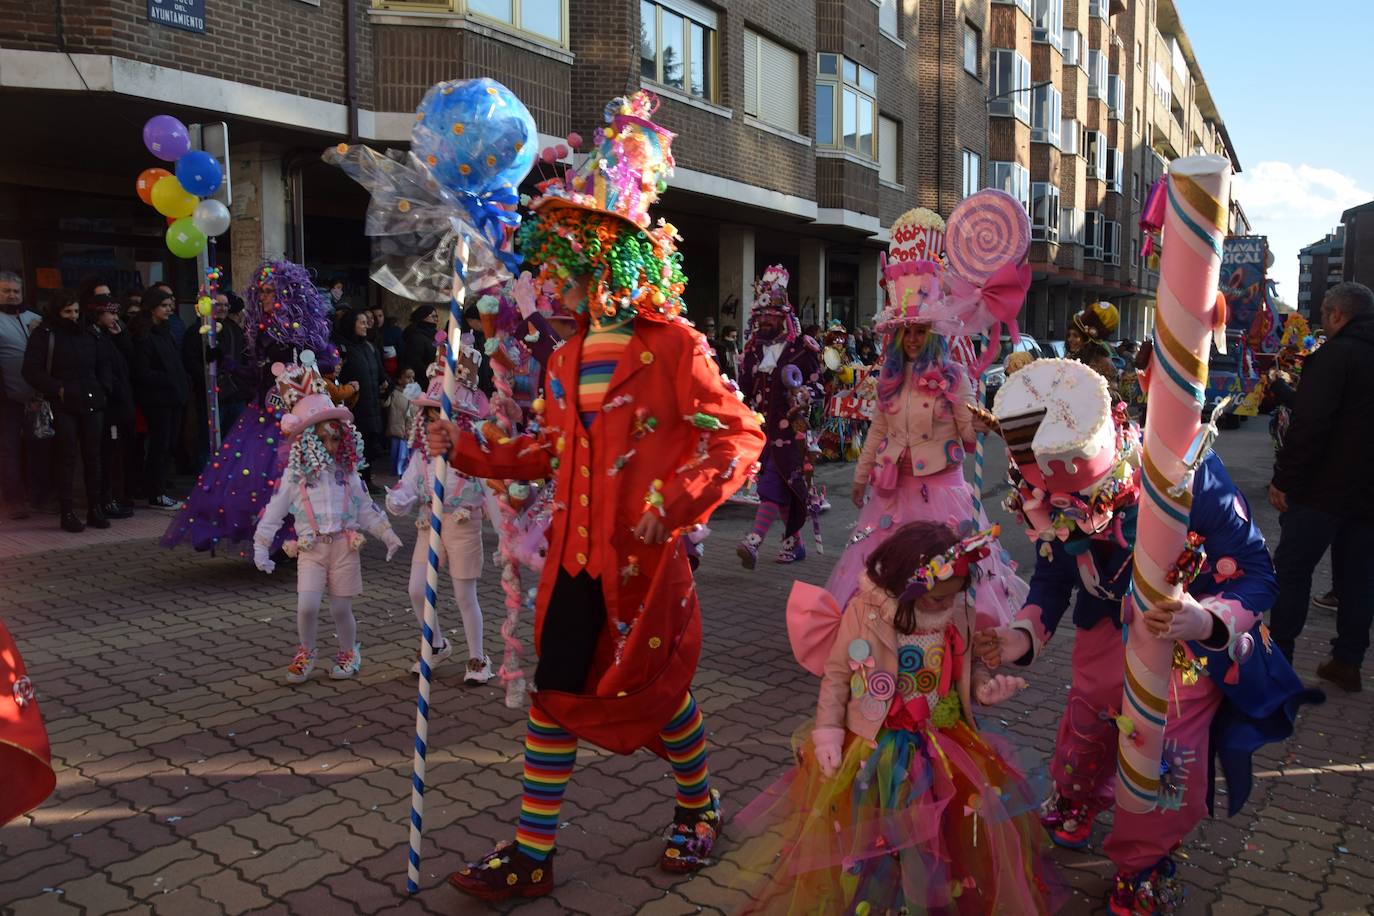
[137,167,172,206]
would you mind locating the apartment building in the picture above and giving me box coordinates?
[1297,227,1345,320]
[1340,200,1374,293]
[0,0,1240,337]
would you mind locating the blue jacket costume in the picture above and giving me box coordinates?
[1016,452,1322,816]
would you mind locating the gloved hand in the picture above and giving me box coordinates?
[254,547,275,574]
[383,530,403,562]
[812,726,845,778]
[1144,593,1217,643]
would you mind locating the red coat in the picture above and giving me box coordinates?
[451,317,764,754]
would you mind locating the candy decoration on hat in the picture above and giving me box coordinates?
[1118,154,1231,815]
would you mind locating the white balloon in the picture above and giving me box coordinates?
[191,199,231,237]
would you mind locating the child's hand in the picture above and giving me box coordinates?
[253,547,275,574]
[975,674,1027,707]
[812,726,844,778]
[383,531,403,562]
[973,626,1030,669]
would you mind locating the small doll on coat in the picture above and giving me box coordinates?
[735,520,1056,915]
[253,354,403,683]
[386,342,493,685]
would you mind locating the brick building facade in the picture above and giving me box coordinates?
[0,0,1241,339]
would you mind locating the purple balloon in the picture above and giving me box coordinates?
[143,115,190,162]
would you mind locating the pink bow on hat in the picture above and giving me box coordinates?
[970,260,1033,374]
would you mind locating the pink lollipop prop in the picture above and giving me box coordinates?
[946,189,1030,285]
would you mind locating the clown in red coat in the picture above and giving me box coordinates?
[428,91,765,902]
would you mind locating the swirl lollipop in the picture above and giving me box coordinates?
[945,189,1030,286]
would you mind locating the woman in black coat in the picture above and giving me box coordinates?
[23,289,111,532]
[131,288,190,510]
[335,308,388,492]
[83,287,138,519]
[402,305,439,382]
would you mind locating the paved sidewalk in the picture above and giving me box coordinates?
[0,423,1370,915]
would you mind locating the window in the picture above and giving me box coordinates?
[1103,220,1121,265]
[1087,50,1107,99]
[1132,172,1140,201]
[816,54,878,157]
[1085,129,1107,179]
[1084,210,1104,259]
[989,49,1032,124]
[1105,147,1123,192]
[1060,117,1079,155]
[1031,84,1062,147]
[994,0,1033,15]
[1089,0,1109,20]
[1060,206,1083,245]
[1062,29,1082,67]
[744,29,801,133]
[640,0,717,101]
[1134,106,1142,135]
[1033,0,1063,49]
[879,116,901,184]
[1032,183,1061,242]
[962,149,982,198]
[963,21,981,75]
[879,0,898,37]
[1132,239,1140,267]
[1136,39,1143,67]
[467,0,565,43]
[1107,75,1124,119]
[988,161,1031,214]
[1151,62,1172,109]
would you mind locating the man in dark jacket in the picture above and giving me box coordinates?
[1269,282,1374,692]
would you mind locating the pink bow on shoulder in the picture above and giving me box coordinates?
[787,581,843,677]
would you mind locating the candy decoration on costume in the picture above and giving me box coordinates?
[944,189,1031,285]
[1118,154,1231,814]
[1,621,56,825]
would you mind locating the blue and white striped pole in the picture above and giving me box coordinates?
[969,376,987,604]
[407,233,472,893]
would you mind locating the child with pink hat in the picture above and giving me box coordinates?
[253,352,403,683]
[386,336,493,685]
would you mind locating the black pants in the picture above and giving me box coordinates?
[142,405,180,499]
[100,419,138,505]
[535,571,606,693]
[1271,502,1374,668]
[54,410,103,514]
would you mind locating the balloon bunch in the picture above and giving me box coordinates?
[135,115,230,259]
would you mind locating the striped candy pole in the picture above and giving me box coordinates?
[968,375,987,604]
[1117,155,1231,813]
[406,233,473,893]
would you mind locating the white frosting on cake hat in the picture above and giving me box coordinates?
[992,358,1116,493]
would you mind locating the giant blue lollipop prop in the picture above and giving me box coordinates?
[410,78,535,895]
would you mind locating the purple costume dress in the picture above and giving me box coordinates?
[161,261,333,556]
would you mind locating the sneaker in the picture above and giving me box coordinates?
[1312,590,1339,611]
[285,646,317,684]
[449,841,554,902]
[148,495,183,510]
[661,789,724,873]
[410,638,453,675]
[1108,856,1184,915]
[736,533,762,570]
[60,511,85,533]
[102,501,134,520]
[464,654,494,686]
[1041,795,1101,849]
[1316,657,1362,693]
[775,535,806,564]
[330,643,362,679]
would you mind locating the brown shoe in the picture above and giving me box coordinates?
[1316,658,1362,693]
[448,841,554,902]
[660,790,724,873]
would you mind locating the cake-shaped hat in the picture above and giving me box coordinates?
[528,91,675,237]
[1073,301,1120,342]
[992,358,1118,495]
[752,265,793,316]
[886,207,946,264]
[273,351,354,438]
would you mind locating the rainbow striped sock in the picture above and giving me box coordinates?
[660,693,711,811]
[515,709,577,861]
[750,501,780,540]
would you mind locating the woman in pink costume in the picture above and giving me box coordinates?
[825,265,1026,626]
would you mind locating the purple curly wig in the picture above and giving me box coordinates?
[244,260,334,363]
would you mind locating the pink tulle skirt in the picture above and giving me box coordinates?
[825,465,1027,627]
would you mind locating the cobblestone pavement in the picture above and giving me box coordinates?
[1,421,1370,915]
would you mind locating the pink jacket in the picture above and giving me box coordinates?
[855,366,976,488]
[814,575,978,744]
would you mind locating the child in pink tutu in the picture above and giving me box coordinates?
[736,521,1055,915]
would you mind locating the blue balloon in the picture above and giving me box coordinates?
[176,150,223,197]
[411,78,538,198]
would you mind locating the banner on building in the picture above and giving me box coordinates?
[148,0,206,33]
